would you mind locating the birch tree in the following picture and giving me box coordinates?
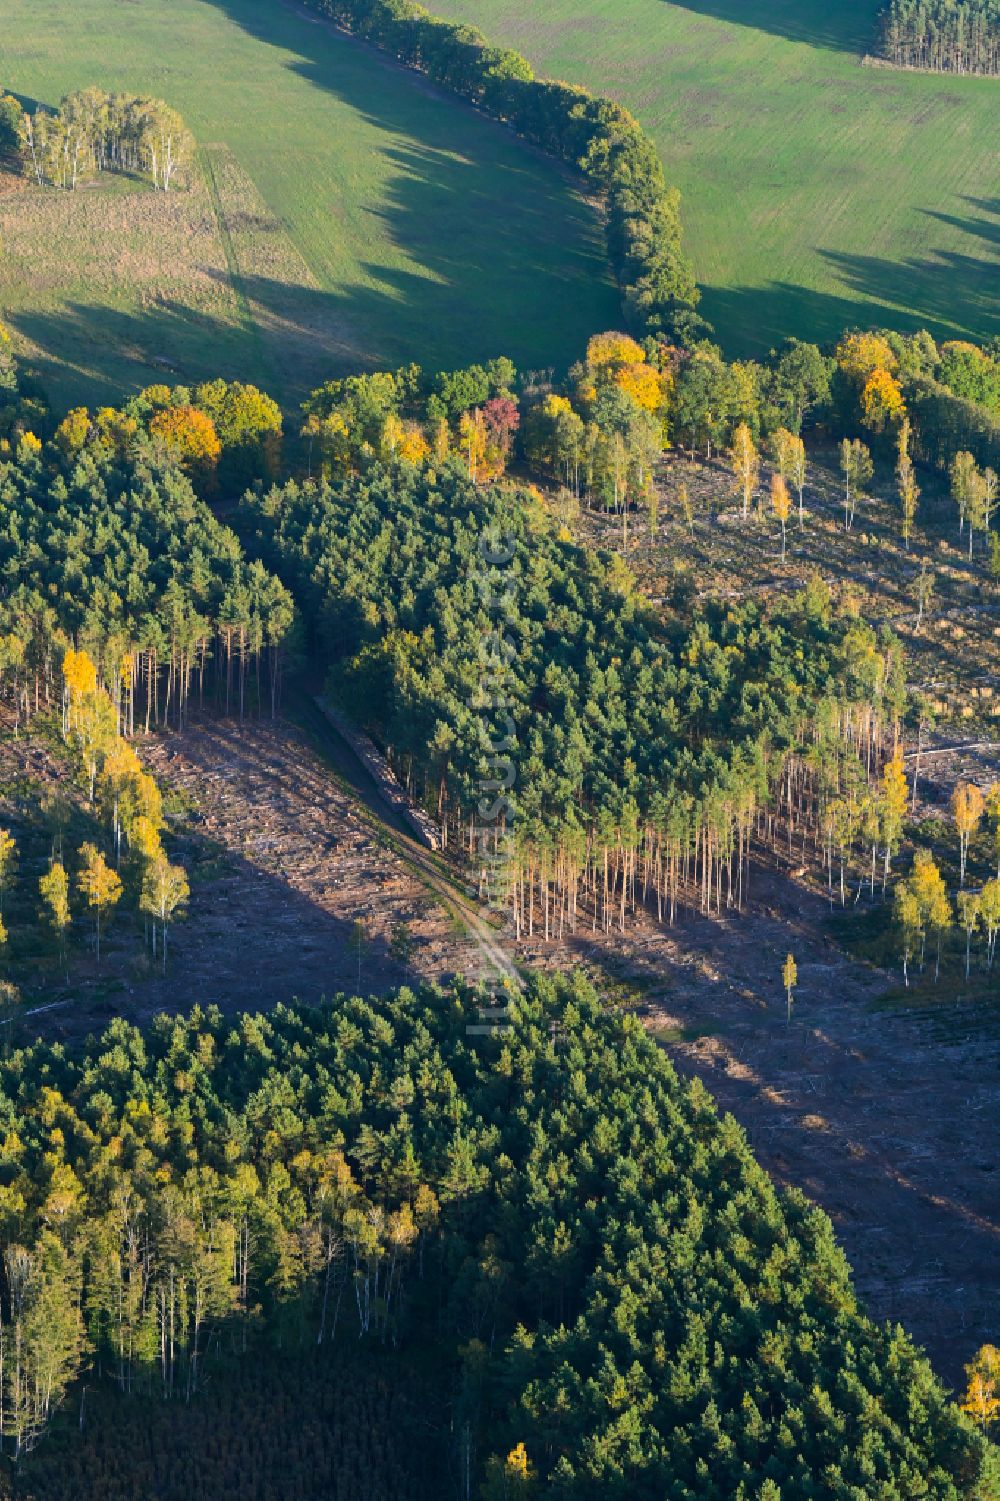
[140,854,189,971]
[729,422,759,521]
[952,783,985,886]
[76,844,122,966]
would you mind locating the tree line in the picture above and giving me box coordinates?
[284,324,999,577]
[879,0,1000,74]
[3,88,194,192]
[0,974,992,1494]
[294,325,1000,544]
[300,0,703,344]
[52,377,285,495]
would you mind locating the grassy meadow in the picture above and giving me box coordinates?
[0,0,618,412]
[445,0,1000,356]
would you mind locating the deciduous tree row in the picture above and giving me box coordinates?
[301,0,702,341]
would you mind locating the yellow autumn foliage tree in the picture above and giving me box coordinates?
[861,368,906,433]
[585,331,646,376]
[398,422,430,465]
[961,1345,1000,1432]
[615,361,669,414]
[54,407,92,456]
[836,331,898,383]
[729,422,759,521]
[772,473,792,559]
[952,782,985,886]
[76,843,122,966]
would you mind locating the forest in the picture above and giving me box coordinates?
[241,458,911,939]
[230,321,1000,959]
[2,319,998,977]
[878,0,1000,74]
[0,0,998,1477]
[0,973,993,1497]
[0,416,295,731]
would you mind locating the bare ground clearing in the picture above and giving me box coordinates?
[571,445,1000,732]
[2,693,996,1384]
[0,710,494,1043]
[138,715,496,1015]
[537,453,1000,1380]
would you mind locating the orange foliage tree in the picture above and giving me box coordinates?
[149,405,221,488]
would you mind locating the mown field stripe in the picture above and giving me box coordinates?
[198,144,273,389]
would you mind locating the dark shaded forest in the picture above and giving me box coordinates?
[0,975,992,1497]
[879,0,1000,73]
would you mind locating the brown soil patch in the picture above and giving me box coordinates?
[3,701,996,1385]
[138,717,481,1015]
[0,710,482,1044]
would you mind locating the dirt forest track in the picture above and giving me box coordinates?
[296,692,519,985]
[133,694,517,1018]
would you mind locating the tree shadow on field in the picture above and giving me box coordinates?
[12,168,609,413]
[655,0,874,54]
[193,0,619,353]
[702,210,1000,357]
[6,89,46,114]
[8,0,618,412]
[923,197,1000,253]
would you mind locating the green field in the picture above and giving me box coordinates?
[445,0,1000,356]
[0,0,618,411]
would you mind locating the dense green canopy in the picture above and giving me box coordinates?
[0,973,992,1495]
[0,443,295,726]
[241,461,904,930]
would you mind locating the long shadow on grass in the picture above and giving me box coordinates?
[11,148,613,411]
[702,229,999,357]
[9,0,618,409]
[923,198,1000,253]
[194,1,617,338]
[12,189,603,413]
[655,0,875,53]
